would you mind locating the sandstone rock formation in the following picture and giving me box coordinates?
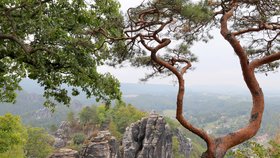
[32,107,52,120]
[50,113,193,158]
[49,148,79,158]
[53,121,71,148]
[80,130,120,158]
[122,113,173,158]
[174,129,192,158]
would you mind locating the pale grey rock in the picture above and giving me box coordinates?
[32,107,52,120]
[80,130,120,158]
[174,129,193,158]
[122,113,173,158]
[50,114,193,158]
[49,148,79,158]
[54,138,66,148]
[53,121,71,148]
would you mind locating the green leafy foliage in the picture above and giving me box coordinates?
[96,105,110,125]
[157,0,213,25]
[49,124,58,133]
[0,113,27,153]
[0,0,124,107]
[79,106,99,125]
[67,111,76,125]
[24,127,54,158]
[123,0,214,81]
[269,140,280,157]
[72,133,86,145]
[225,140,280,158]
[225,0,280,73]
[172,136,185,158]
[78,102,147,139]
[67,111,80,128]
[110,102,147,134]
[0,145,24,158]
[108,121,122,140]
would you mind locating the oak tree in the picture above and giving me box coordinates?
[0,0,125,108]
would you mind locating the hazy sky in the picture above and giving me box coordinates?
[99,0,280,93]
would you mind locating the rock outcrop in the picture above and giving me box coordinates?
[174,129,192,158]
[32,107,52,120]
[122,113,173,158]
[80,130,120,158]
[50,113,193,158]
[53,121,71,148]
[49,148,79,158]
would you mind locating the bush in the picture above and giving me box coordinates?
[73,133,86,145]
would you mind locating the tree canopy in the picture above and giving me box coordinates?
[24,127,54,158]
[0,0,126,107]
[0,113,27,153]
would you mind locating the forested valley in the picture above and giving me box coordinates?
[1,83,280,157]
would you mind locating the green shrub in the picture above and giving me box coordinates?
[73,133,86,145]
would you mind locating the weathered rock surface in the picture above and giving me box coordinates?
[122,113,173,158]
[80,130,120,158]
[50,113,193,158]
[53,121,71,148]
[32,107,52,120]
[174,129,192,158]
[49,148,79,158]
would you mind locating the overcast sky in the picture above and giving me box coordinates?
[99,0,280,93]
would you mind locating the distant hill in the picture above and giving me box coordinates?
[0,90,84,127]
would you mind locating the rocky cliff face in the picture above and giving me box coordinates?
[53,121,71,148]
[122,113,173,158]
[80,130,120,158]
[174,129,192,158]
[32,107,52,120]
[50,113,193,158]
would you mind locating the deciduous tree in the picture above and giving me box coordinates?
[24,127,54,158]
[0,113,27,153]
[79,106,99,126]
[0,0,125,107]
